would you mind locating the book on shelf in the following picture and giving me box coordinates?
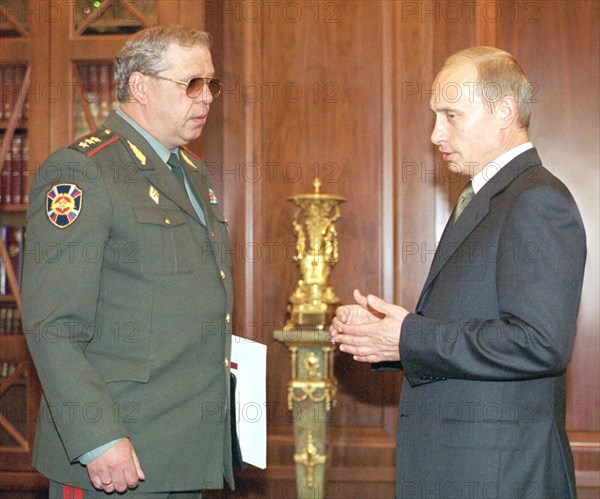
[1,225,24,295]
[1,65,27,124]
[75,63,118,137]
[0,133,28,206]
[1,65,15,122]
[11,133,23,204]
[0,303,22,336]
[0,303,22,378]
[21,133,30,203]
[0,131,11,203]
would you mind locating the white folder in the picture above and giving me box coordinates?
[231,335,267,469]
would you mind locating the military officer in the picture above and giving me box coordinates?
[22,25,234,498]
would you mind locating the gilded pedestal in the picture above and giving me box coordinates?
[274,328,337,498]
[275,179,344,497]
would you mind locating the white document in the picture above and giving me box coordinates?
[231,335,267,469]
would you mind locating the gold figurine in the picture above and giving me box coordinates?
[286,178,346,329]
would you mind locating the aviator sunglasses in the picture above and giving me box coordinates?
[150,74,223,98]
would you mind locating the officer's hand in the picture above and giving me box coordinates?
[86,438,145,493]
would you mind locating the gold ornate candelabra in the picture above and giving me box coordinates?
[286,178,346,330]
[275,178,345,498]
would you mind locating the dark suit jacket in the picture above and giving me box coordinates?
[396,149,586,498]
[22,112,234,492]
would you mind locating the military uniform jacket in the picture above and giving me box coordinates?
[22,112,235,492]
[379,149,586,499]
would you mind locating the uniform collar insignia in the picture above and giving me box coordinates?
[127,140,146,166]
[180,151,197,169]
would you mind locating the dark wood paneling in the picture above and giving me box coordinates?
[216,0,392,438]
[259,1,386,429]
[495,0,600,486]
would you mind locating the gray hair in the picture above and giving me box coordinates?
[114,25,212,102]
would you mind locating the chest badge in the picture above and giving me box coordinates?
[209,188,218,205]
[149,185,160,204]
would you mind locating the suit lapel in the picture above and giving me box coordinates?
[416,149,543,311]
[103,113,204,225]
[420,184,491,298]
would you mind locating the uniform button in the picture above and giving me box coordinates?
[211,231,216,238]
[224,357,229,367]
[225,313,231,324]
[164,218,171,225]
[220,270,226,280]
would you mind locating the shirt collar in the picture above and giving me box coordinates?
[472,142,533,193]
[116,107,177,164]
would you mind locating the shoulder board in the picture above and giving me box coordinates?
[68,129,119,157]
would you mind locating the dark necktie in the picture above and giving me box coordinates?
[167,153,186,190]
[166,152,207,225]
[453,181,474,223]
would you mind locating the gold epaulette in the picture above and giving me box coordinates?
[68,129,119,157]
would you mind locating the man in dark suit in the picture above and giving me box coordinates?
[22,26,234,497]
[330,47,586,498]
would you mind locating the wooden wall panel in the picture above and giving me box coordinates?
[495,0,600,490]
[206,1,398,495]
[214,0,392,432]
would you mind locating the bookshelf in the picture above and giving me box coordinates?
[0,1,46,482]
[0,0,207,488]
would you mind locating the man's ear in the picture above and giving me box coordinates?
[128,72,148,104]
[497,95,519,129]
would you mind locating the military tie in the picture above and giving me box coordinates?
[167,152,186,190]
[166,152,207,225]
[453,181,475,223]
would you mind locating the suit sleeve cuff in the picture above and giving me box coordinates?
[78,438,124,465]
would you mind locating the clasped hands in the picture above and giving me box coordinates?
[329,289,409,363]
